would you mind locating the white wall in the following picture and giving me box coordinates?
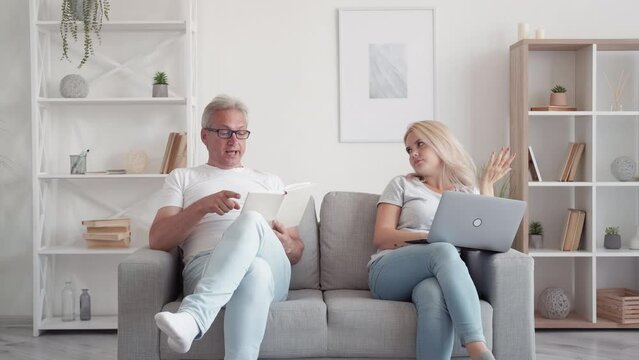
[2,0,639,318]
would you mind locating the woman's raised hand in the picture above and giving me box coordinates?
[480,147,516,196]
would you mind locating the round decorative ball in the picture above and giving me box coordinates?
[611,156,636,181]
[60,74,89,98]
[538,287,571,319]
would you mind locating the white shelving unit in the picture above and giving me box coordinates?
[510,39,639,329]
[29,0,197,335]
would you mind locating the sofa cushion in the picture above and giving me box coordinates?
[324,290,493,358]
[290,197,320,290]
[160,289,328,359]
[320,192,380,290]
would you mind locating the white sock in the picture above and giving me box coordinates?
[154,311,199,354]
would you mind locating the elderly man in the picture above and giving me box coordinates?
[150,95,305,359]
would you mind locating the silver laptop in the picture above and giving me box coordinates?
[409,191,527,252]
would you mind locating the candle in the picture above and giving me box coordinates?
[518,23,529,40]
[536,28,545,39]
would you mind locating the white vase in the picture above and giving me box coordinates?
[629,226,639,250]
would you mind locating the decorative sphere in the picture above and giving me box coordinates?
[611,156,636,181]
[538,287,571,319]
[60,74,89,98]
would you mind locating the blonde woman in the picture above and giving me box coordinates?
[368,120,515,360]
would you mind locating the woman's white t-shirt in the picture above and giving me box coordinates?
[156,164,285,264]
[367,175,479,267]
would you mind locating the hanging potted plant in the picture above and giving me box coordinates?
[549,85,568,106]
[60,0,111,68]
[152,71,169,97]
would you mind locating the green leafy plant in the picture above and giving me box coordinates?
[529,221,543,236]
[60,0,111,68]
[551,85,567,93]
[605,226,619,235]
[153,71,169,85]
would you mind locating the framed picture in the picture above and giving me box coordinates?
[338,8,436,142]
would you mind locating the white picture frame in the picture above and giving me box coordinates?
[338,7,436,143]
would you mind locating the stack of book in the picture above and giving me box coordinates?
[82,218,131,248]
[160,132,187,174]
[560,209,586,251]
[559,143,586,181]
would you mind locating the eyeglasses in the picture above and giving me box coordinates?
[204,128,251,139]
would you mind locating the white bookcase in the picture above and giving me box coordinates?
[28,0,197,335]
[510,39,639,328]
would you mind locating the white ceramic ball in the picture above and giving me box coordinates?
[611,156,636,181]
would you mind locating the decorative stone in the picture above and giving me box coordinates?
[126,150,148,174]
[611,156,636,181]
[60,74,89,98]
[538,287,571,319]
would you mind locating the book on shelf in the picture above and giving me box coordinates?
[530,106,577,111]
[240,182,313,227]
[559,143,586,181]
[160,132,187,174]
[528,146,542,181]
[85,238,131,249]
[81,218,131,248]
[83,232,131,241]
[560,209,586,251]
[81,218,130,228]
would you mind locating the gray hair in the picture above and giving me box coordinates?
[201,94,249,128]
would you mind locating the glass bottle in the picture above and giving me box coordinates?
[80,289,91,321]
[61,281,75,321]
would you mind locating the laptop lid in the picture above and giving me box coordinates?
[427,191,527,252]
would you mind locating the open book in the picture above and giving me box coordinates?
[240,182,313,228]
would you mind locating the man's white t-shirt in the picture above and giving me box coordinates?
[156,164,285,264]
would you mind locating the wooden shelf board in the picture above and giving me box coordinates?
[36,20,186,31]
[39,315,117,330]
[38,245,140,255]
[38,173,167,179]
[37,97,187,106]
[511,39,639,51]
[596,111,639,116]
[529,249,593,257]
[595,248,639,257]
[596,181,639,187]
[528,111,593,116]
[528,181,593,187]
[535,313,639,329]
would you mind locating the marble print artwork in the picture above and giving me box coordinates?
[369,43,408,99]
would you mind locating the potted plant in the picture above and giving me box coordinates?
[550,85,568,106]
[604,226,621,249]
[529,221,544,249]
[152,71,169,97]
[60,0,111,68]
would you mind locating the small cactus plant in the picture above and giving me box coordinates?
[605,226,619,235]
[551,85,567,93]
[153,71,168,85]
[529,221,544,236]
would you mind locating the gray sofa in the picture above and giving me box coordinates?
[118,192,535,360]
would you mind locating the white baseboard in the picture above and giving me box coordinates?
[0,316,31,327]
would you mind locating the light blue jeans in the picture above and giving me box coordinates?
[179,211,291,360]
[368,243,485,360]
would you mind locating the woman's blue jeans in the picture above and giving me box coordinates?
[368,243,485,360]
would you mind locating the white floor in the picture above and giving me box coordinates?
[0,325,637,359]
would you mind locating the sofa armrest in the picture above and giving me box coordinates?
[118,247,180,360]
[463,249,535,360]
